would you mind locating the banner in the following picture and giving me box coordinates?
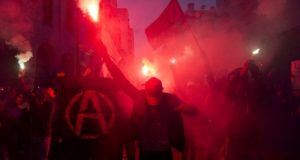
[145,0,185,49]
[51,77,132,160]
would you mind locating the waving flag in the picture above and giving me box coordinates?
[145,0,185,49]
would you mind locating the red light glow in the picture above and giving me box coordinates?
[141,58,156,77]
[170,58,176,64]
[78,0,101,22]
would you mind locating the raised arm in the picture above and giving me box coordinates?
[95,41,139,99]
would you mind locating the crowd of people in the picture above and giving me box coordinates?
[0,40,300,160]
[0,80,56,160]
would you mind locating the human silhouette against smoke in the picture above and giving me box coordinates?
[226,59,272,160]
[28,86,57,160]
[96,40,193,160]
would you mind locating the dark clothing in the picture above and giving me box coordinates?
[0,108,16,144]
[226,67,272,160]
[100,44,185,159]
[139,103,170,151]
[29,137,51,160]
[50,77,132,160]
[29,97,56,160]
[139,149,172,160]
[0,100,24,160]
[0,108,15,160]
[132,92,185,154]
[29,100,56,137]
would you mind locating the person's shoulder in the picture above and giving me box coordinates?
[162,93,182,108]
[163,92,179,99]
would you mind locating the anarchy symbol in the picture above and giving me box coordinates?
[65,90,116,139]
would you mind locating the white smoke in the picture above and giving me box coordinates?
[6,34,32,52]
[6,34,33,70]
[0,0,36,68]
[0,1,33,41]
[255,0,288,36]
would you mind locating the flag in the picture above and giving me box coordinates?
[145,0,185,49]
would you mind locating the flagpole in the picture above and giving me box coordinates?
[144,0,215,86]
[184,20,215,86]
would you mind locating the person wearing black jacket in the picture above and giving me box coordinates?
[28,86,57,160]
[96,41,189,160]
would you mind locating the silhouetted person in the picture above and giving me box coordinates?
[0,88,13,160]
[226,59,272,160]
[28,86,57,160]
[97,41,188,160]
[49,60,134,160]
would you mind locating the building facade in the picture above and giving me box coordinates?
[32,0,134,79]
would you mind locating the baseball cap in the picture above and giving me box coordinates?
[143,77,163,90]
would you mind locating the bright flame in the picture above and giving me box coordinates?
[6,35,33,71]
[142,65,150,76]
[141,58,156,77]
[19,62,25,70]
[15,51,33,70]
[78,0,100,22]
[170,58,176,64]
[252,48,260,55]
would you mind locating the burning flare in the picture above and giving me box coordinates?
[15,51,32,70]
[78,0,101,22]
[6,34,33,71]
[170,58,176,64]
[141,58,156,77]
[252,48,260,55]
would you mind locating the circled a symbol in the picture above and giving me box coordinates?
[65,90,115,139]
